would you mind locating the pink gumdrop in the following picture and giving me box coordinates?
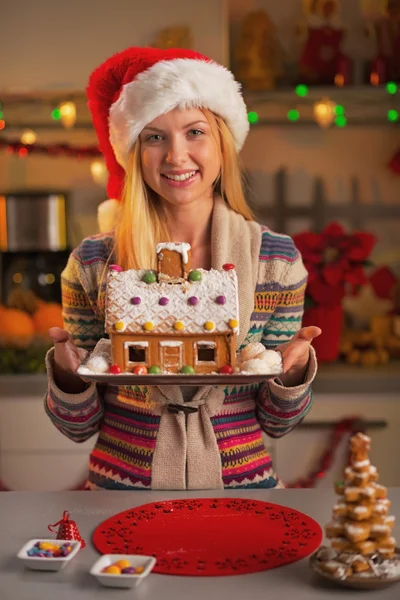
[109,264,122,272]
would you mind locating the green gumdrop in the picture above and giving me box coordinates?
[149,365,162,374]
[188,270,202,282]
[142,270,157,284]
[180,365,195,374]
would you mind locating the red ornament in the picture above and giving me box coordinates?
[222,263,235,271]
[133,365,148,375]
[219,365,233,374]
[48,510,86,549]
[109,364,122,374]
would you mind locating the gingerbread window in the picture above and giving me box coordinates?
[124,341,148,364]
[196,341,217,364]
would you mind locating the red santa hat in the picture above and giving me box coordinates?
[86,46,249,232]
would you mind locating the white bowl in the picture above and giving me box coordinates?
[90,554,156,588]
[17,539,81,571]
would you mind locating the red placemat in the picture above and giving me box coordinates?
[92,498,322,576]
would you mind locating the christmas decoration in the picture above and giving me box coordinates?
[233,10,284,90]
[363,0,400,83]
[293,223,376,362]
[48,510,86,548]
[286,417,365,488]
[313,432,399,587]
[297,0,352,85]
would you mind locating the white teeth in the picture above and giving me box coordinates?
[164,171,197,181]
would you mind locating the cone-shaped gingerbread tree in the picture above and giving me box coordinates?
[321,432,396,577]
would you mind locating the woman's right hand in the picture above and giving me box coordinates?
[48,327,89,393]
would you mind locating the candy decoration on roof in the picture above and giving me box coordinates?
[109,264,122,272]
[188,270,202,282]
[114,320,126,331]
[142,271,157,284]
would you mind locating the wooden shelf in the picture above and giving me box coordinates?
[244,85,399,127]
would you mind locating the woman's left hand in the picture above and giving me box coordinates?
[275,326,322,387]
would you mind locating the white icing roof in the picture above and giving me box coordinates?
[105,267,239,335]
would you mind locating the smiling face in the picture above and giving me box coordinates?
[139,107,221,209]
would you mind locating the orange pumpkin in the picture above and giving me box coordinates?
[0,307,35,348]
[32,302,64,335]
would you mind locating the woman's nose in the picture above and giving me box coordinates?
[165,138,188,165]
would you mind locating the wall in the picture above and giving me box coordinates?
[0,0,228,90]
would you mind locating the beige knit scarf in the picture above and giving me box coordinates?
[150,196,262,489]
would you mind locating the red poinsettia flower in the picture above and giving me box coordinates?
[293,222,376,306]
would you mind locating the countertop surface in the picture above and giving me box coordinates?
[1,488,399,600]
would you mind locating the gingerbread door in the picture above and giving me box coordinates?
[159,341,183,373]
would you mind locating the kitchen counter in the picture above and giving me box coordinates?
[1,488,399,599]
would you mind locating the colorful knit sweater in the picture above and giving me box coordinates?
[45,204,317,490]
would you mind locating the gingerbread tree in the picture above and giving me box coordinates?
[324,432,396,575]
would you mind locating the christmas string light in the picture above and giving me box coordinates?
[247,111,259,124]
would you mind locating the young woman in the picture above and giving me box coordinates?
[45,47,321,490]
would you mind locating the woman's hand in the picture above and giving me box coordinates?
[275,326,322,387]
[49,327,89,393]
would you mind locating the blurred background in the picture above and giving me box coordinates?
[0,0,399,491]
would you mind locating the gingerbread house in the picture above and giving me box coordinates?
[105,243,239,374]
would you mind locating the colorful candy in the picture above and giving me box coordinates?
[102,559,145,575]
[27,542,73,558]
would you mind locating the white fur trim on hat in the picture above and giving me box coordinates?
[109,58,249,168]
[98,198,119,233]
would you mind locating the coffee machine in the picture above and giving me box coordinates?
[0,191,71,304]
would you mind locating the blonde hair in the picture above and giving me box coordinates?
[114,109,253,271]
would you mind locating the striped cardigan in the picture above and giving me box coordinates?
[45,223,317,490]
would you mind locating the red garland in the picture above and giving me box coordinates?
[0,417,363,492]
[0,138,101,159]
[286,416,364,488]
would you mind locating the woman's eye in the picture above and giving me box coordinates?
[146,134,163,142]
[188,129,203,137]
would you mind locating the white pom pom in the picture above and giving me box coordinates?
[97,198,119,233]
[257,350,283,370]
[86,355,110,373]
[240,358,267,374]
[241,342,266,362]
